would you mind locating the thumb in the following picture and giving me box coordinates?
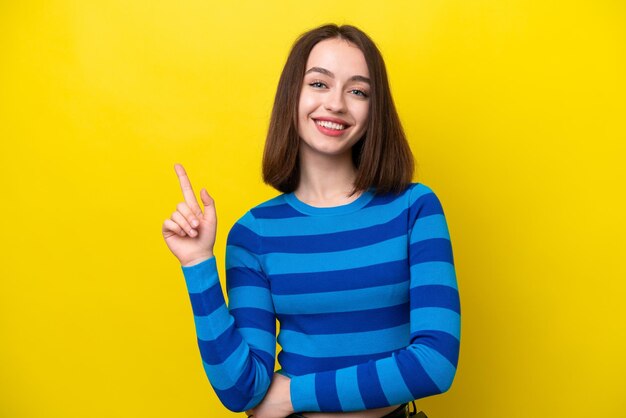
[200,188,216,219]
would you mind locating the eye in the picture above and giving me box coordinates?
[350,89,369,98]
[309,80,327,89]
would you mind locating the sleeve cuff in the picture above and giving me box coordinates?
[290,374,320,412]
[180,256,219,294]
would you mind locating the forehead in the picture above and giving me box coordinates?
[305,38,369,77]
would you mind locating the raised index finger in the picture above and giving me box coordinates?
[174,163,202,214]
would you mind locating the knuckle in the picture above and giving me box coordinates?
[176,202,188,213]
[172,212,187,226]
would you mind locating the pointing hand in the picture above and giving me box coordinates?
[162,164,217,266]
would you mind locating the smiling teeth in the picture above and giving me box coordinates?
[316,120,345,130]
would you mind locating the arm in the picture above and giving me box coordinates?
[162,165,278,412]
[181,211,277,412]
[286,186,460,413]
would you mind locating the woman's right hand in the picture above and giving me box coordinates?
[162,164,217,267]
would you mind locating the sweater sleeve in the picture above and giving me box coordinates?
[289,186,461,412]
[181,211,276,412]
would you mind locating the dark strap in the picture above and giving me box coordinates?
[381,403,408,417]
[408,400,428,417]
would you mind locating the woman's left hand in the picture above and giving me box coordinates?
[246,373,400,418]
[246,373,294,418]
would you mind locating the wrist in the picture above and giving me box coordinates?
[283,375,294,414]
[181,252,214,267]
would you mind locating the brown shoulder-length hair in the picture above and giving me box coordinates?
[262,24,414,195]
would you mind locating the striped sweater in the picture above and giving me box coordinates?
[181,183,460,413]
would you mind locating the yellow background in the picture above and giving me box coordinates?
[1,1,625,417]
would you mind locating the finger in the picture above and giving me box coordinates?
[171,211,197,237]
[174,164,202,216]
[200,188,216,222]
[163,219,187,237]
[176,202,200,228]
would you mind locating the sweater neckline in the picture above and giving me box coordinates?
[284,189,375,216]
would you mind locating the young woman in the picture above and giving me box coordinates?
[162,24,460,418]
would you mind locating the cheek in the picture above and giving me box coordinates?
[353,106,369,138]
[357,104,370,126]
[298,95,316,118]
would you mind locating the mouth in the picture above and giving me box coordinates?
[313,118,350,132]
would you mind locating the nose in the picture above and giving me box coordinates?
[324,88,347,113]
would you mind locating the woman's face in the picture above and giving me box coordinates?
[297,38,370,161]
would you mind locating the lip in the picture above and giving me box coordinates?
[312,116,351,126]
[311,116,352,137]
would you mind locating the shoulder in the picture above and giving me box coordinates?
[248,194,290,219]
[372,182,440,207]
[226,197,277,253]
[408,182,438,200]
[230,193,288,235]
[406,182,446,219]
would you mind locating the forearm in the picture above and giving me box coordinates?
[182,257,276,411]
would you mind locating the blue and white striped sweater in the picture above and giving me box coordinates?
[182,183,460,413]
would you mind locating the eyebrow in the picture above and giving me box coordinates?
[305,66,370,84]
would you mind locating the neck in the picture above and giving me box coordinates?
[295,149,361,207]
